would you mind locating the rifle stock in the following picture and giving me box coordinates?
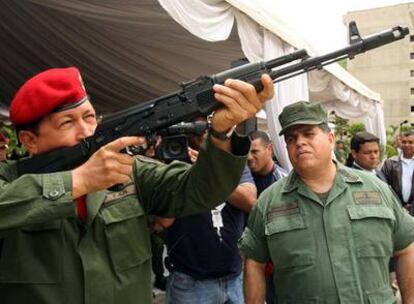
[17,23,409,175]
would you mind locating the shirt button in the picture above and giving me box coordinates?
[49,190,60,198]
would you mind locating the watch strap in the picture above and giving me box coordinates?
[209,125,236,140]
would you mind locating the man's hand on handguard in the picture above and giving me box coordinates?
[210,74,273,151]
[211,74,273,133]
[72,136,146,198]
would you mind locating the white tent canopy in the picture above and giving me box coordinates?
[159,0,385,169]
[0,0,385,169]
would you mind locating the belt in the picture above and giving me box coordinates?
[165,257,240,281]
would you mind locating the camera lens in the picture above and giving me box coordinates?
[167,140,184,156]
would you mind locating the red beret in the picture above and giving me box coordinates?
[10,67,88,126]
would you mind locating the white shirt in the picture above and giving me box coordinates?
[401,156,414,203]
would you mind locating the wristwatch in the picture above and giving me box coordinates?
[209,125,237,140]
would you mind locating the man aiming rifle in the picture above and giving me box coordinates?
[0,67,273,304]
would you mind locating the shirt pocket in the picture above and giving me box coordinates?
[0,220,62,284]
[365,285,396,304]
[101,198,151,272]
[347,206,395,258]
[265,213,315,270]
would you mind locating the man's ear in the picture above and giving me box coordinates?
[351,149,357,159]
[18,130,39,154]
[328,132,336,149]
[267,143,273,153]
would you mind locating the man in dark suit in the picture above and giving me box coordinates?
[382,130,414,214]
[349,131,386,181]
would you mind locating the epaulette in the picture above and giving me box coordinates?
[338,166,361,183]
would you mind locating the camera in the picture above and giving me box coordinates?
[156,121,208,163]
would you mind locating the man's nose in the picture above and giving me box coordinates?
[76,121,94,140]
[295,135,306,146]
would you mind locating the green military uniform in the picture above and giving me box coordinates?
[0,135,249,304]
[239,164,414,303]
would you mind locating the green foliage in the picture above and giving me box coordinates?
[385,144,397,158]
[385,124,398,153]
[1,125,27,158]
[330,113,365,140]
[331,112,349,140]
[346,123,366,137]
[400,125,412,133]
[387,124,398,137]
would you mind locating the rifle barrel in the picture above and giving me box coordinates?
[268,25,409,82]
[265,49,308,69]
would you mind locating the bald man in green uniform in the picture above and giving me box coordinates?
[0,67,274,304]
[240,101,414,303]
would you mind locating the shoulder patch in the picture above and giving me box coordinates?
[352,191,381,205]
[104,183,137,203]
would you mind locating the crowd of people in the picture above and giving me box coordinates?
[0,67,413,304]
[336,130,414,215]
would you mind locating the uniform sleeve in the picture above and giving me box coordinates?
[0,162,76,235]
[238,195,270,263]
[390,192,414,251]
[135,133,250,217]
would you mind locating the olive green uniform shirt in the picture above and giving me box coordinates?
[239,165,414,304]
[0,135,249,304]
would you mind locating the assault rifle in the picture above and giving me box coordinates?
[17,22,409,175]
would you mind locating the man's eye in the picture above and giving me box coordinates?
[59,120,72,127]
[84,114,96,121]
